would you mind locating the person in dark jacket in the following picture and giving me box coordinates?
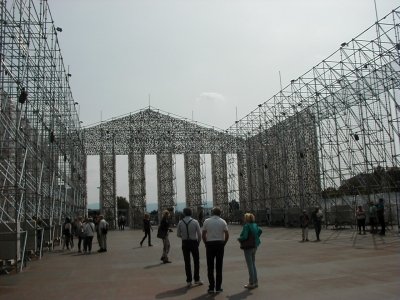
[158,210,173,263]
[140,213,153,247]
[311,207,323,241]
[356,206,366,235]
[300,210,310,242]
[62,217,72,250]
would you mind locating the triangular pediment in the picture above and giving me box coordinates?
[83,107,241,155]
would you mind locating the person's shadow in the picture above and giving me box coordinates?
[190,289,252,300]
[155,286,188,298]
[225,290,253,300]
[143,262,166,269]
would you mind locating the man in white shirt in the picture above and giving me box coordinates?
[202,207,229,294]
[177,208,203,287]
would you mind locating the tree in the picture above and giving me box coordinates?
[117,196,129,210]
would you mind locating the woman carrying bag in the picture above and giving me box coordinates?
[237,213,262,289]
[158,210,173,263]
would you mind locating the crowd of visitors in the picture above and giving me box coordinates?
[56,198,387,295]
[61,214,109,254]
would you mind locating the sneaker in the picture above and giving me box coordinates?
[194,281,203,286]
[148,244,153,247]
[207,289,214,294]
[186,282,192,288]
[215,288,223,293]
[163,260,172,264]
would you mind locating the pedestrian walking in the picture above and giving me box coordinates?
[157,210,173,263]
[140,213,153,247]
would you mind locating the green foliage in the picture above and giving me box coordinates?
[117,196,129,210]
[322,166,400,198]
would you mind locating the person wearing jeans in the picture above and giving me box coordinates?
[238,213,262,289]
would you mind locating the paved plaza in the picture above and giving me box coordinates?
[0,225,399,300]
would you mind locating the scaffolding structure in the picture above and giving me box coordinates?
[85,7,400,228]
[1,0,399,274]
[83,107,239,228]
[0,0,85,271]
[227,7,400,226]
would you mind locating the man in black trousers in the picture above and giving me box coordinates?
[177,208,203,287]
[202,207,229,294]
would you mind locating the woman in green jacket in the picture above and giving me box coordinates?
[237,213,262,289]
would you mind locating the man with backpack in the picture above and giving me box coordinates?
[177,208,203,288]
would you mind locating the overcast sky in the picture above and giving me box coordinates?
[49,0,399,206]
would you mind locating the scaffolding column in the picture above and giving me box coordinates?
[211,152,229,217]
[157,153,176,213]
[128,152,146,229]
[99,153,117,228]
[237,150,249,212]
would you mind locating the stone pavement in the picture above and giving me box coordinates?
[0,225,399,300]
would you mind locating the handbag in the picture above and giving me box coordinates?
[240,228,256,249]
[157,226,166,239]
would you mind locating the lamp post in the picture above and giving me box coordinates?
[97,186,101,212]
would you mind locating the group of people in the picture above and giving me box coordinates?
[58,199,386,294]
[299,198,386,242]
[145,207,262,294]
[299,207,323,242]
[62,215,109,254]
[358,198,386,236]
[118,215,126,230]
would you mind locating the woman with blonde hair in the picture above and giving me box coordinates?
[158,210,173,263]
[237,213,262,289]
